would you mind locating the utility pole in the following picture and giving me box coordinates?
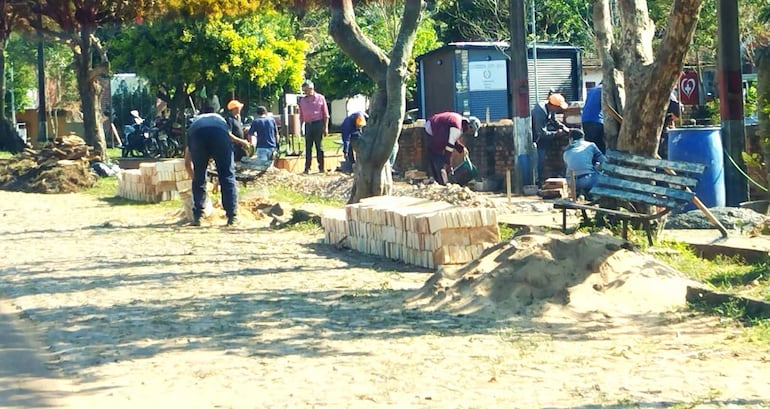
[717,0,747,205]
[509,0,534,193]
[36,7,47,144]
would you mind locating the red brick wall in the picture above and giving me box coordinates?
[394,120,568,187]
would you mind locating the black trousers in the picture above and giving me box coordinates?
[304,120,324,172]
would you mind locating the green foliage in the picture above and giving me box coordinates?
[498,223,517,242]
[164,0,270,19]
[4,34,37,114]
[5,33,78,112]
[303,3,440,101]
[110,12,307,109]
[745,81,758,119]
[432,0,594,52]
[111,78,155,131]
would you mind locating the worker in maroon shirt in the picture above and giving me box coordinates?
[425,112,480,185]
[298,80,329,174]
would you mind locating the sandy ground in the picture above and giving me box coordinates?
[1,190,769,409]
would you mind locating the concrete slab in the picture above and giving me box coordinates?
[660,229,770,263]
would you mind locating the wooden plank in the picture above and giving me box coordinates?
[606,150,706,174]
[601,163,699,187]
[589,186,683,209]
[596,175,695,202]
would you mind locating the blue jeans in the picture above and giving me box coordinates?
[573,172,597,197]
[536,145,547,185]
[189,126,237,219]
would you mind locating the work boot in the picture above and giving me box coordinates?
[190,217,201,227]
[226,215,240,226]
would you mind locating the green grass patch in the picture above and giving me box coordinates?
[654,239,770,336]
[498,223,518,242]
[284,220,323,233]
[654,240,769,299]
[0,151,12,159]
[84,176,119,199]
[106,147,123,161]
[84,176,181,208]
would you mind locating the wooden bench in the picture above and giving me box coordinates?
[553,150,728,245]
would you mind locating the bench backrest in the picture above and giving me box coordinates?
[589,150,707,209]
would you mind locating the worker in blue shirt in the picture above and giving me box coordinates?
[563,128,607,197]
[339,111,367,172]
[581,84,605,153]
[184,102,250,226]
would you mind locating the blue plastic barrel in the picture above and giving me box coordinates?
[517,153,535,186]
[667,127,725,211]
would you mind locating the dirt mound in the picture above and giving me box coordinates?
[406,230,702,320]
[0,135,97,193]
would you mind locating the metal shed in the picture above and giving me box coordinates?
[415,42,582,120]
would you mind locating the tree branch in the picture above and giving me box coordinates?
[329,0,389,81]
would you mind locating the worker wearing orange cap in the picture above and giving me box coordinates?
[531,92,570,186]
[224,99,248,161]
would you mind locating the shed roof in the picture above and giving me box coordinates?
[415,41,581,62]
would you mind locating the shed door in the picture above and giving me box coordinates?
[528,58,575,106]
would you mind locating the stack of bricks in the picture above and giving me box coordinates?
[321,196,499,269]
[540,177,568,199]
[117,159,190,202]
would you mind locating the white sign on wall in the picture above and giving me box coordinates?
[468,60,507,91]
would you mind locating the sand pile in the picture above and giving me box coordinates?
[406,230,702,320]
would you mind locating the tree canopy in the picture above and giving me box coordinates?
[110,11,307,113]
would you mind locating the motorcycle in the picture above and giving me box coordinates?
[121,111,158,158]
[121,111,184,158]
[153,116,184,158]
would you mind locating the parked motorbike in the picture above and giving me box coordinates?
[121,111,157,158]
[121,111,184,158]
[153,116,183,158]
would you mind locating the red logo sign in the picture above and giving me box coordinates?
[679,71,699,105]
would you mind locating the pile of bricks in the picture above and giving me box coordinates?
[321,196,499,269]
[539,177,568,199]
[117,159,190,202]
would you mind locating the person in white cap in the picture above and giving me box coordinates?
[424,111,480,185]
[531,92,570,186]
[224,99,248,161]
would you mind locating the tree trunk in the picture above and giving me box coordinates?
[591,0,624,150]
[74,26,107,161]
[330,0,422,203]
[756,46,770,191]
[595,0,703,157]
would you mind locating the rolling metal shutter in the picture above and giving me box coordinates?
[528,58,576,106]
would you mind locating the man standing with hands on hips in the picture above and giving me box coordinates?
[298,80,329,174]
